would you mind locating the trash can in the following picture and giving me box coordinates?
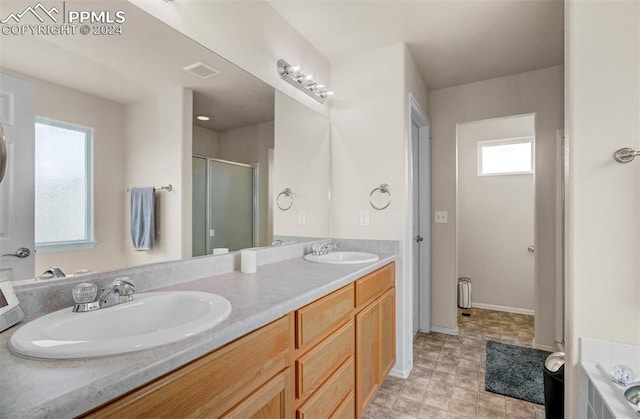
[543,352,565,419]
[457,277,471,309]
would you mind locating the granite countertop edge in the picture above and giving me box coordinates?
[1,253,397,418]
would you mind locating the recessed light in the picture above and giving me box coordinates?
[196,115,210,121]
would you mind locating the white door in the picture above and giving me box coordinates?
[0,72,35,281]
[411,120,421,337]
[410,98,431,337]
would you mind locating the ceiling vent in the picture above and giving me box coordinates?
[183,62,221,79]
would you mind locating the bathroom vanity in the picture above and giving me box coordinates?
[83,263,395,418]
[0,246,397,418]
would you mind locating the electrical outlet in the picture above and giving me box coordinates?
[209,229,215,237]
[435,211,448,224]
[297,211,306,225]
[359,211,370,227]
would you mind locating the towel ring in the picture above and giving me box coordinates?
[276,188,293,211]
[369,184,391,210]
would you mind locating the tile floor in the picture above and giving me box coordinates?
[365,308,546,419]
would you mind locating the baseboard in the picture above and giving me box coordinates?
[533,341,561,352]
[390,362,412,379]
[430,325,459,335]
[471,302,535,316]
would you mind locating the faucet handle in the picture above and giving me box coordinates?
[72,283,98,304]
[113,277,135,296]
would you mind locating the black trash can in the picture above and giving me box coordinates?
[543,352,565,419]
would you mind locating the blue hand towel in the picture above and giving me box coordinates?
[130,187,155,251]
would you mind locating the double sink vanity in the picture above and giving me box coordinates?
[0,242,397,418]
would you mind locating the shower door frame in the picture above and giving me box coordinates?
[193,154,259,254]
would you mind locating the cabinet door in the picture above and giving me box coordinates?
[379,288,396,379]
[222,369,292,419]
[83,316,291,418]
[355,301,380,418]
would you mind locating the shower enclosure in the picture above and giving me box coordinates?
[192,156,257,256]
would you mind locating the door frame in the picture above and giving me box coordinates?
[454,112,537,317]
[193,154,258,251]
[406,94,431,336]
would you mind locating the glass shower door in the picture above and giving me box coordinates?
[208,159,254,252]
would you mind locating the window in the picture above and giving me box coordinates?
[478,138,534,176]
[35,118,94,252]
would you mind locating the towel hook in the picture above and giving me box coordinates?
[276,188,293,211]
[369,183,391,210]
[614,147,640,164]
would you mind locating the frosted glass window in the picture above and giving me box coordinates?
[35,118,93,247]
[478,139,533,175]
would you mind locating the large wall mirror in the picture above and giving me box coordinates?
[0,0,330,282]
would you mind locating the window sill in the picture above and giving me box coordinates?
[36,241,97,254]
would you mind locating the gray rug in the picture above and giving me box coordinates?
[485,341,551,405]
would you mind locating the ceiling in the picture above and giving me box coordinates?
[0,0,274,131]
[268,0,564,90]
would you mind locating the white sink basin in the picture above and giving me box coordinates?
[9,291,231,360]
[304,251,379,264]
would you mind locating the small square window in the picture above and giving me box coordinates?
[478,138,533,176]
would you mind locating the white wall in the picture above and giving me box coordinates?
[565,1,640,417]
[273,92,330,238]
[192,125,219,158]
[32,78,128,274]
[128,0,330,118]
[457,115,535,312]
[124,87,193,265]
[428,65,564,348]
[331,43,429,377]
[218,121,275,247]
[331,43,406,241]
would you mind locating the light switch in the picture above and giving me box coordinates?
[435,211,448,224]
[359,211,370,227]
[209,229,215,237]
[297,211,306,225]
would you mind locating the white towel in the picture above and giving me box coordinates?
[130,187,155,251]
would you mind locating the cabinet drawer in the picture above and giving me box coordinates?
[297,358,354,419]
[355,263,395,308]
[84,315,292,419]
[330,391,355,419]
[296,320,354,400]
[296,284,354,350]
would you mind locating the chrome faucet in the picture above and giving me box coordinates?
[312,242,340,256]
[42,266,66,279]
[72,278,136,312]
[98,278,136,308]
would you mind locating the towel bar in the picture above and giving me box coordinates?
[125,184,173,192]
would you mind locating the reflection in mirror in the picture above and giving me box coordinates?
[273,92,331,239]
[0,0,329,282]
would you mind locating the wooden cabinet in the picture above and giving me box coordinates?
[82,262,395,419]
[296,284,354,351]
[355,266,396,418]
[355,263,394,308]
[296,359,354,419]
[379,288,396,378]
[83,315,292,419]
[294,284,355,418]
[222,369,291,419]
[296,320,354,400]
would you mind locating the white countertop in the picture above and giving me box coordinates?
[0,254,396,418]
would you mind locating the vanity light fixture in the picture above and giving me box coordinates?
[277,59,334,104]
[196,115,210,121]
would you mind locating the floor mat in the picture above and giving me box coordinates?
[485,340,551,405]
